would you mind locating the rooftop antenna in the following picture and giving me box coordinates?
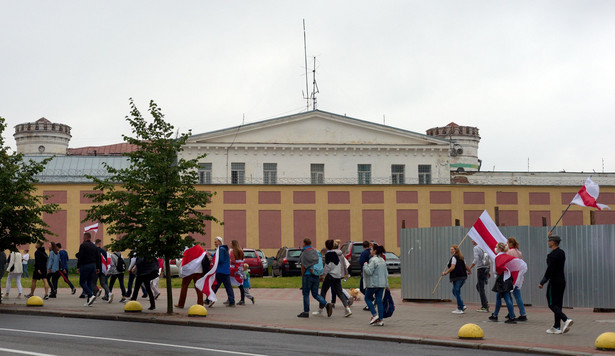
[302,19,310,111]
[311,56,319,110]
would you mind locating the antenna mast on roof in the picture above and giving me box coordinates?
[311,56,319,110]
[302,20,319,111]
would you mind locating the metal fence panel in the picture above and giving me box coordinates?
[401,225,615,308]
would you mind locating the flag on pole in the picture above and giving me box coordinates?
[179,245,206,278]
[570,177,611,210]
[467,210,507,261]
[195,246,219,302]
[494,252,527,288]
[84,223,99,233]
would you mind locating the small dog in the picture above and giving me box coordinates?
[348,288,361,301]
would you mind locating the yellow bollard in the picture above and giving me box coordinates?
[124,300,143,312]
[188,304,208,317]
[26,296,44,307]
[458,323,484,339]
[595,332,615,351]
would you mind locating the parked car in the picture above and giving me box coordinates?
[256,249,269,276]
[242,248,264,277]
[162,258,181,277]
[340,241,365,275]
[272,247,302,277]
[384,252,401,274]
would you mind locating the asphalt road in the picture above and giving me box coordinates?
[0,315,516,356]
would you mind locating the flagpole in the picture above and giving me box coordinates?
[432,233,469,294]
[548,202,572,235]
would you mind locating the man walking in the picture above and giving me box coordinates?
[539,235,573,334]
[76,232,100,306]
[297,238,332,318]
[359,241,372,311]
[469,240,490,313]
[94,239,112,303]
[208,236,235,307]
[57,243,76,294]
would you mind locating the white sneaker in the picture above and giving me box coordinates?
[369,315,379,324]
[108,293,113,303]
[562,319,574,333]
[312,308,323,316]
[87,295,96,306]
[344,307,352,317]
[375,319,384,326]
[546,327,562,334]
[452,309,464,314]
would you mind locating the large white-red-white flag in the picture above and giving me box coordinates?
[100,251,111,275]
[179,245,206,278]
[84,223,99,233]
[570,177,610,210]
[195,247,219,302]
[467,210,507,261]
[494,252,527,288]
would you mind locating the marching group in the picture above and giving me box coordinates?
[443,234,574,334]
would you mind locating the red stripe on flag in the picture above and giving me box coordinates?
[577,186,599,209]
[473,218,499,253]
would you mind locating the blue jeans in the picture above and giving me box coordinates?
[494,291,516,319]
[22,263,29,278]
[213,273,235,305]
[302,274,327,312]
[79,263,96,298]
[451,279,466,310]
[365,287,385,320]
[512,287,526,316]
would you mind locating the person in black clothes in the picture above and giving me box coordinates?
[25,242,50,299]
[76,232,101,306]
[539,235,573,334]
[130,257,159,310]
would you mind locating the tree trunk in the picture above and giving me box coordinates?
[164,256,173,314]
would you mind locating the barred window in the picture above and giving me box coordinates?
[263,163,277,185]
[231,162,245,184]
[198,163,212,184]
[358,164,371,184]
[391,164,405,184]
[311,164,324,184]
[418,164,431,185]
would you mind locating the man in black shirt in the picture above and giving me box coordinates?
[76,232,100,306]
[539,235,573,334]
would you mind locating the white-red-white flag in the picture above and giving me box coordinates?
[467,210,508,261]
[230,259,244,287]
[84,223,99,233]
[179,245,206,278]
[195,247,219,302]
[100,251,111,275]
[494,252,527,288]
[570,177,610,210]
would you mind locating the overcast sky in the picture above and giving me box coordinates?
[1,1,614,173]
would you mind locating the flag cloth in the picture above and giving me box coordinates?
[100,251,110,275]
[195,246,219,302]
[179,245,206,278]
[570,177,611,210]
[230,259,245,287]
[467,210,508,261]
[494,252,527,288]
[84,223,99,233]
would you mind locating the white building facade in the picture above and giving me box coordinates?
[182,110,453,185]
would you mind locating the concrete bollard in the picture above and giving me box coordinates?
[458,323,484,339]
[26,296,44,307]
[187,304,208,317]
[595,332,615,351]
[124,300,143,312]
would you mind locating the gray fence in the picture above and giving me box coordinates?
[400,225,615,308]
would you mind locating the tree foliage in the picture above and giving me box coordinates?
[83,99,218,313]
[0,116,59,252]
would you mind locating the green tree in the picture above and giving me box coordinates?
[84,99,218,314]
[0,116,59,302]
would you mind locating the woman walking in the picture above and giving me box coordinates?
[506,237,527,321]
[46,242,61,298]
[363,245,389,326]
[489,242,517,324]
[442,244,471,314]
[4,248,23,298]
[318,239,352,317]
[25,242,50,299]
[229,240,248,305]
[130,257,159,310]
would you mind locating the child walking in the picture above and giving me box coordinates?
[243,263,255,304]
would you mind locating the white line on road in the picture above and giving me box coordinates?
[0,328,266,356]
[0,347,55,356]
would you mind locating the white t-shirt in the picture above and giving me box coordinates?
[22,253,30,263]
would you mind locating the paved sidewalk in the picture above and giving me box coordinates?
[1,288,614,355]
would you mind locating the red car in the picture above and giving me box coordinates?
[242,248,264,277]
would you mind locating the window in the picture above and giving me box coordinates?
[418,164,431,184]
[263,163,277,185]
[391,164,405,184]
[231,162,245,184]
[311,164,324,184]
[198,163,212,184]
[358,164,371,184]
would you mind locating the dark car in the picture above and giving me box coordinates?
[272,247,302,277]
[340,241,365,275]
[242,248,264,277]
[384,252,401,274]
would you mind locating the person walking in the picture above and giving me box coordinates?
[25,242,50,299]
[149,258,163,300]
[242,263,255,304]
[229,240,246,305]
[506,237,527,321]
[488,242,517,324]
[56,243,76,295]
[94,239,112,303]
[76,232,100,306]
[539,235,573,334]
[125,251,147,299]
[175,243,207,309]
[441,244,471,314]
[297,238,332,318]
[108,249,128,303]
[130,257,159,310]
[208,236,235,307]
[363,245,389,326]
[21,250,30,278]
[316,239,352,317]
[46,242,61,298]
[469,240,490,313]
[359,240,372,311]
[4,248,23,299]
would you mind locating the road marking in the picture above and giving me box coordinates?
[0,328,265,356]
[0,347,54,356]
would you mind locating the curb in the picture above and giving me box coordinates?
[0,308,596,356]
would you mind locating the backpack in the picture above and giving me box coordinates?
[309,251,324,276]
[115,252,126,273]
[383,289,395,318]
[201,253,211,275]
